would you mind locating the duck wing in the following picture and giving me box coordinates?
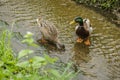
[39,20,58,42]
[83,19,93,34]
[47,21,58,39]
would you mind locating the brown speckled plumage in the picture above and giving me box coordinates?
[36,17,65,50]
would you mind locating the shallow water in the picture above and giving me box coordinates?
[0,0,120,80]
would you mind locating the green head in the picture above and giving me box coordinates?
[74,17,83,25]
[70,16,83,25]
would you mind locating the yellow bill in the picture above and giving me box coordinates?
[69,20,76,25]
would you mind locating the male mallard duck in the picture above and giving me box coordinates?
[36,17,65,50]
[70,16,93,46]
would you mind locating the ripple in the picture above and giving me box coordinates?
[0,0,120,80]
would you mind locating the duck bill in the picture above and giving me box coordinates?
[69,20,75,25]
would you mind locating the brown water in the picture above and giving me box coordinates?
[0,0,120,80]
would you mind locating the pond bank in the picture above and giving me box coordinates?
[72,0,120,27]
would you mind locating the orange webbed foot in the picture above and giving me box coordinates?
[84,38,91,46]
[76,38,83,43]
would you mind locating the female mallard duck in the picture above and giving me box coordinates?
[70,16,93,46]
[36,17,65,50]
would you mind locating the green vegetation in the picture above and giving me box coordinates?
[0,30,77,80]
[74,0,119,11]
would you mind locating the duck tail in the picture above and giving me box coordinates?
[56,41,65,50]
[56,43,65,50]
[36,18,41,27]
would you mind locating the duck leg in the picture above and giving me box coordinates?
[84,37,90,46]
[76,37,83,43]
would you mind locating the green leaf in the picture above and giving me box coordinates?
[24,32,33,38]
[0,61,4,67]
[62,63,72,76]
[16,61,29,68]
[49,69,60,78]
[22,38,38,47]
[44,54,57,64]
[31,56,46,69]
[63,71,75,80]
[22,38,34,44]
[29,43,39,47]
[18,49,34,59]
[16,56,46,68]
[16,73,24,79]
[32,56,45,62]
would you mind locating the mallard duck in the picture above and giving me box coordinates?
[36,17,65,50]
[70,16,93,46]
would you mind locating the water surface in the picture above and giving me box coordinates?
[0,0,120,80]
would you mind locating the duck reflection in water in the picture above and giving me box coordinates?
[72,42,91,66]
